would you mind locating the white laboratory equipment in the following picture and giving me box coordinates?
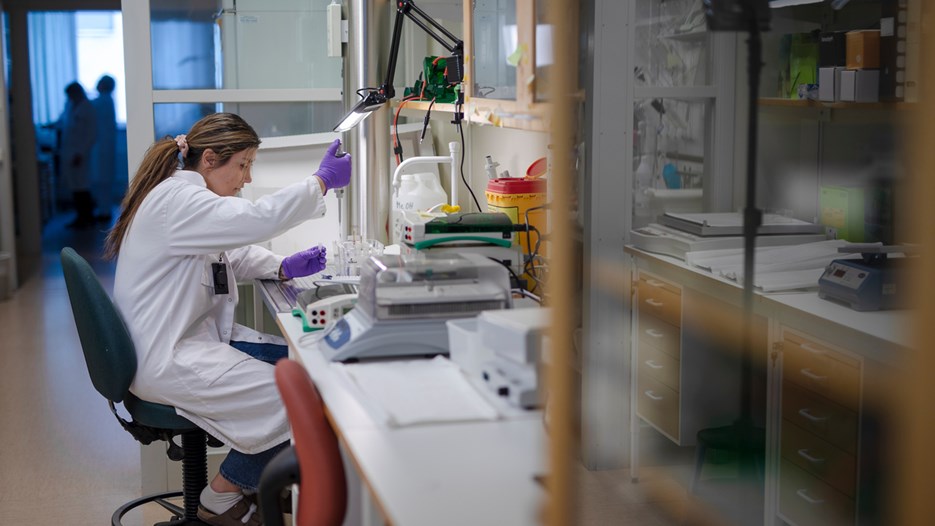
[319,252,512,362]
[390,141,461,243]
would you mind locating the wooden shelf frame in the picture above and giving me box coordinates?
[462,0,551,131]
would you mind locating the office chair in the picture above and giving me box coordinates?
[61,247,221,525]
[258,359,347,526]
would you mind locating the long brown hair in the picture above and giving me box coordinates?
[104,113,261,259]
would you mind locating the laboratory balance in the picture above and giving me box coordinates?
[319,252,512,362]
[818,244,914,311]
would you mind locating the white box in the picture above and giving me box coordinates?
[839,69,880,102]
[446,318,491,379]
[818,67,844,102]
[478,307,551,364]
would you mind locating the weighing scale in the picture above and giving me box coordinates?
[318,252,512,362]
[818,244,913,311]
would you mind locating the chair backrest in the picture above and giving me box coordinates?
[60,247,136,403]
[274,359,347,526]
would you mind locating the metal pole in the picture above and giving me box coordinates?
[348,0,391,243]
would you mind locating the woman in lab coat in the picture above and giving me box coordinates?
[105,113,351,526]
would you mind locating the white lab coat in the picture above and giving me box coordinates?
[91,93,116,211]
[113,170,326,453]
[56,98,97,191]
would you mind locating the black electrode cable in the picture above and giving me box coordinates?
[457,114,482,211]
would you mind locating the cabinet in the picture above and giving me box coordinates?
[777,328,863,526]
[756,1,917,240]
[634,271,683,441]
[631,268,749,448]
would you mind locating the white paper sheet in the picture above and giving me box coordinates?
[335,356,500,427]
[685,240,870,292]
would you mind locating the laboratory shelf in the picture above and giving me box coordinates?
[758,98,914,111]
[393,99,550,132]
[394,100,457,113]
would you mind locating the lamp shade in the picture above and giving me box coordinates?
[333,91,389,132]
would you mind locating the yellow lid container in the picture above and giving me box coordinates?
[485,177,547,256]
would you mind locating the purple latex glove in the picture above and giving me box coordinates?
[281,245,327,279]
[315,139,352,193]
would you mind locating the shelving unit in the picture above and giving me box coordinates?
[758,98,914,110]
[392,99,549,132]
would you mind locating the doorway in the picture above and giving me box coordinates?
[4,3,126,287]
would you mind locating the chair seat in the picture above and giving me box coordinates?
[124,392,201,431]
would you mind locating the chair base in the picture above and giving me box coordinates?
[111,490,209,526]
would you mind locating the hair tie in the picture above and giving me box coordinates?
[174,134,189,158]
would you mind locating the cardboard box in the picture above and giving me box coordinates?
[846,30,881,70]
[839,69,880,103]
[820,186,865,242]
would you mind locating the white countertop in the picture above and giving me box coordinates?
[277,312,547,526]
[625,247,912,350]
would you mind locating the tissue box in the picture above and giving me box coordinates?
[846,30,881,70]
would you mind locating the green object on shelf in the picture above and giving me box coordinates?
[402,56,458,103]
[820,185,866,242]
[782,32,819,99]
[291,307,323,333]
[413,236,513,250]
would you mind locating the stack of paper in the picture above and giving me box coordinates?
[336,357,499,427]
[685,240,870,292]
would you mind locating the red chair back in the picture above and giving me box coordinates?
[275,359,347,526]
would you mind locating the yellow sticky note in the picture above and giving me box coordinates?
[507,43,528,67]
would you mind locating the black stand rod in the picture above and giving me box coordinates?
[740,18,763,425]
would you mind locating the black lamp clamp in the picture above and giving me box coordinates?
[335,0,465,132]
[383,0,464,100]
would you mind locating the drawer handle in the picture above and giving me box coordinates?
[799,368,828,382]
[798,408,828,423]
[645,329,665,339]
[645,298,664,308]
[644,390,664,401]
[797,449,826,464]
[646,279,665,288]
[645,360,664,370]
[800,343,825,355]
[796,489,825,505]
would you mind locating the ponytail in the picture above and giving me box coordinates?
[104,113,260,260]
[103,138,180,259]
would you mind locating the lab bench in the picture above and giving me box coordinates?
[625,246,908,526]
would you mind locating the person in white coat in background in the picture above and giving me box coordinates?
[91,75,117,222]
[47,82,98,228]
[105,113,351,526]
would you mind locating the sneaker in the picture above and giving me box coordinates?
[196,497,262,526]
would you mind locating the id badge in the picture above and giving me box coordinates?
[212,262,229,295]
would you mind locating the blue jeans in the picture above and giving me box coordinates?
[219,340,289,491]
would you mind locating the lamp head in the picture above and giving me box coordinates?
[333,89,389,133]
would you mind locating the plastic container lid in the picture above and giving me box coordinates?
[486,177,547,195]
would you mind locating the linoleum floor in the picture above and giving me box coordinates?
[0,216,153,525]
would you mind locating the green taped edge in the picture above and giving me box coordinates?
[413,236,512,250]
